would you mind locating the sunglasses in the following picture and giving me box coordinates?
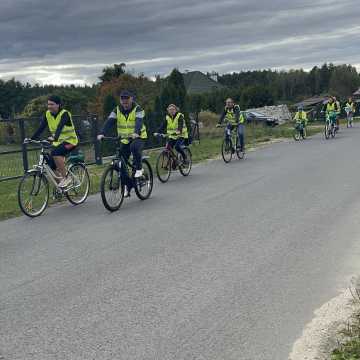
[120,96,130,100]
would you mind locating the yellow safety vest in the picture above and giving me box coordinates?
[166,112,189,140]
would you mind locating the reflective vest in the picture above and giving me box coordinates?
[45,109,78,147]
[166,112,188,140]
[345,102,355,113]
[326,102,337,113]
[225,105,244,124]
[116,105,147,144]
[295,111,308,123]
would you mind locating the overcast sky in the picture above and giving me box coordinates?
[0,0,359,85]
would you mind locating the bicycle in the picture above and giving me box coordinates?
[153,133,192,183]
[324,111,338,139]
[99,137,153,212]
[18,139,90,217]
[217,124,245,163]
[293,122,307,141]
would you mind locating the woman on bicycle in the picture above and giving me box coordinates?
[157,104,189,164]
[29,95,79,188]
[345,97,356,127]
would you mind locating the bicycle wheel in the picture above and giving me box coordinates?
[302,127,307,139]
[221,138,233,163]
[18,171,49,217]
[293,129,301,141]
[324,123,330,140]
[156,151,171,183]
[179,147,192,176]
[65,163,90,205]
[100,165,124,212]
[331,124,336,138]
[134,158,153,200]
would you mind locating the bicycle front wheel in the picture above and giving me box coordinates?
[221,138,233,163]
[100,165,124,212]
[65,163,90,205]
[156,151,171,183]
[324,123,330,139]
[18,171,49,217]
[134,159,153,200]
[293,129,301,141]
[179,147,192,176]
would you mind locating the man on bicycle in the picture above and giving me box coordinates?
[156,104,189,164]
[29,95,79,188]
[97,90,147,196]
[217,98,246,152]
[345,97,356,127]
[294,105,308,135]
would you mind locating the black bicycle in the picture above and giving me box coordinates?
[18,139,90,217]
[99,137,153,212]
[293,122,307,141]
[154,133,192,183]
[217,124,245,163]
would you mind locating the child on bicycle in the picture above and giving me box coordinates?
[156,104,189,164]
[294,105,308,134]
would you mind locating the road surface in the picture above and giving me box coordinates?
[2,128,360,359]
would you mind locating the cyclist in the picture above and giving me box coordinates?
[29,95,79,188]
[97,90,147,197]
[345,97,356,127]
[217,98,246,152]
[294,105,308,136]
[324,97,339,130]
[155,104,189,164]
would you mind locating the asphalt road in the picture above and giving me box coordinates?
[2,127,360,360]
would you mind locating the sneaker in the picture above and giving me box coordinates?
[59,177,72,188]
[134,169,144,178]
[124,186,130,197]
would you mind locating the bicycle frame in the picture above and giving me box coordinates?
[27,140,81,191]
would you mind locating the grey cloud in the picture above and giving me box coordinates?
[0,0,359,84]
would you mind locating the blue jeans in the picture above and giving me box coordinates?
[168,138,186,160]
[225,123,245,151]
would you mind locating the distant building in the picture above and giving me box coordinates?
[353,88,360,102]
[182,71,225,94]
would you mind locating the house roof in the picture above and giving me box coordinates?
[294,95,330,108]
[353,87,360,96]
[182,71,225,94]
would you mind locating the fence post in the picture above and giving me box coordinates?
[92,114,102,165]
[19,118,29,171]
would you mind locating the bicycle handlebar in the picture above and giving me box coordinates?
[153,133,177,138]
[23,138,52,146]
[98,136,136,141]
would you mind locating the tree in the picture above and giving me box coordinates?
[99,63,126,83]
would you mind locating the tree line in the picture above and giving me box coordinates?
[0,62,359,122]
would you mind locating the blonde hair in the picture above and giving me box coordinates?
[167,104,179,111]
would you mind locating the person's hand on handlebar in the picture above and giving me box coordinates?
[131,133,140,139]
[47,136,54,142]
[97,134,105,141]
[216,123,222,128]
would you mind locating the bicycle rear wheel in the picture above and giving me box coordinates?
[18,171,49,217]
[156,151,171,183]
[179,147,192,176]
[65,163,90,205]
[221,138,233,163]
[100,165,124,212]
[331,124,336,138]
[134,159,153,200]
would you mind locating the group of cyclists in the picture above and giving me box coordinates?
[294,96,357,137]
[25,91,357,208]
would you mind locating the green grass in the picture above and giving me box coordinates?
[0,122,324,221]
